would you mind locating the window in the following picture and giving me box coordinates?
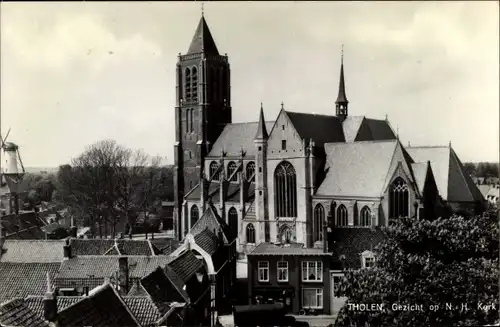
[336,205,348,226]
[227,161,237,181]
[364,257,375,268]
[258,261,269,282]
[302,288,323,309]
[301,261,323,282]
[228,207,238,239]
[190,109,194,133]
[281,140,287,150]
[209,161,220,181]
[274,161,297,218]
[258,146,262,151]
[246,224,255,243]
[279,226,293,243]
[313,204,325,242]
[191,67,198,102]
[277,261,288,282]
[360,206,371,227]
[246,161,255,179]
[184,68,191,101]
[190,205,199,229]
[189,180,193,190]
[389,177,409,219]
[282,125,285,130]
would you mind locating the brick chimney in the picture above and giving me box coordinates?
[63,239,71,260]
[118,256,129,295]
[43,272,57,322]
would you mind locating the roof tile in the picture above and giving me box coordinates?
[0,298,49,327]
[0,240,66,263]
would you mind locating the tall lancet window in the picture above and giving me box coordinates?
[389,177,409,219]
[190,205,199,229]
[185,68,191,101]
[313,204,325,242]
[246,224,255,244]
[191,67,198,102]
[274,161,297,218]
[227,161,237,182]
[360,206,371,227]
[228,207,238,238]
[209,161,220,181]
[336,205,348,227]
[246,161,255,180]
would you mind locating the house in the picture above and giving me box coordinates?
[171,202,238,315]
[247,242,332,315]
[486,185,499,205]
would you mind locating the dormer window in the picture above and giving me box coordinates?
[361,250,375,268]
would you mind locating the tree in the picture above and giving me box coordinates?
[462,162,477,177]
[335,212,499,327]
[55,140,166,238]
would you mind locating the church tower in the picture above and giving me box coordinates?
[173,13,232,240]
[335,46,348,121]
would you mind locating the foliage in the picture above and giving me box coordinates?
[334,212,499,327]
[464,162,499,179]
[55,139,171,238]
[23,173,56,202]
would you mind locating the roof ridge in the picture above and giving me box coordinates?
[406,145,449,149]
[285,110,337,118]
[326,139,397,146]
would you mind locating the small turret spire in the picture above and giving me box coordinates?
[201,2,204,16]
[335,44,349,120]
[255,102,269,140]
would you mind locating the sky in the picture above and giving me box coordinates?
[1,1,498,167]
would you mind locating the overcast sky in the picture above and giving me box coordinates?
[1,1,498,167]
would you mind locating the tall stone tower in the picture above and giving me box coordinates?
[173,14,232,240]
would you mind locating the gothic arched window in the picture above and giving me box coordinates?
[246,224,255,244]
[227,161,237,182]
[189,109,194,133]
[228,207,238,239]
[360,206,371,227]
[191,67,198,102]
[389,177,409,219]
[246,161,255,179]
[184,68,191,101]
[209,161,220,181]
[274,161,297,218]
[190,205,199,229]
[313,204,325,242]
[336,205,348,226]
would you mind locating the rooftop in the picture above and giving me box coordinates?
[249,243,331,256]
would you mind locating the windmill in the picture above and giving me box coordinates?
[1,128,26,215]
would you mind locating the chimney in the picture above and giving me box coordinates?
[118,256,129,295]
[63,239,71,260]
[43,272,57,322]
[70,226,77,238]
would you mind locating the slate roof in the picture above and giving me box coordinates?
[168,250,204,283]
[316,140,399,198]
[150,238,181,256]
[406,146,484,202]
[0,240,66,263]
[328,227,387,269]
[0,263,60,303]
[187,203,232,244]
[411,162,429,195]
[341,116,365,142]
[359,118,397,141]
[207,122,274,157]
[285,111,346,148]
[249,243,331,256]
[141,267,190,304]
[194,228,219,256]
[186,181,255,203]
[55,256,172,289]
[0,298,49,327]
[187,16,219,55]
[69,238,158,256]
[56,283,141,327]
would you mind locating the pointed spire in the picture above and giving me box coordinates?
[281,101,284,110]
[187,14,219,55]
[335,44,348,106]
[255,102,269,140]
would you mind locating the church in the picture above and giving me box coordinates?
[173,14,485,255]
